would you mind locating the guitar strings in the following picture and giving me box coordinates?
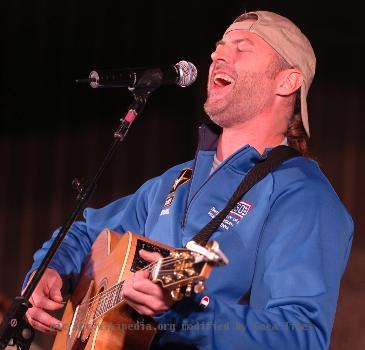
[80,254,193,311]
[80,261,157,320]
[68,252,200,330]
[83,255,189,308]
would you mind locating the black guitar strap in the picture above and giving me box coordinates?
[191,145,301,246]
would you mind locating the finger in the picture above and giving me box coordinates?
[124,299,157,317]
[49,285,63,303]
[139,249,163,263]
[28,317,63,334]
[27,307,63,330]
[122,286,166,316]
[45,273,63,300]
[134,269,151,280]
[132,277,166,298]
[31,295,64,311]
[122,286,169,313]
[30,319,63,334]
[27,306,63,327]
[27,317,54,333]
[124,273,173,304]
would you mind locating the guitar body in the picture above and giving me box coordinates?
[52,229,173,350]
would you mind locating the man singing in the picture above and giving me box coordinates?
[24,11,353,350]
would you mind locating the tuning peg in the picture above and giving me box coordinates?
[194,281,205,294]
[185,283,193,297]
[162,275,173,284]
[170,288,183,301]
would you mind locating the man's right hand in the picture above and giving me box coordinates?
[23,268,65,333]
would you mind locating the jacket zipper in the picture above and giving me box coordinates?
[180,155,226,230]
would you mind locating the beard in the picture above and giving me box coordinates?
[204,70,274,128]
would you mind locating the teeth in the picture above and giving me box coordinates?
[213,73,234,85]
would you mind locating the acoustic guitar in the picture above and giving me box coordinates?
[52,229,228,350]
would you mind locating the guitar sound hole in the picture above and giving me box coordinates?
[79,285,105,342]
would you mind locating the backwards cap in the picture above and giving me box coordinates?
[225,11,316,136]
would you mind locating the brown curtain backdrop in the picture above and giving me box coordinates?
[0,0,364,349]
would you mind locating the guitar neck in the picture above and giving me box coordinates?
[84,235,221,321]
[93,281,125,320]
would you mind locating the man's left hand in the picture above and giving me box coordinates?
[121,250,174,316]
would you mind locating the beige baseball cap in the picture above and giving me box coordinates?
[224,11,316,137]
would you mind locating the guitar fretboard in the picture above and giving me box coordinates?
[86,249,207,321]
[94,282,124,319]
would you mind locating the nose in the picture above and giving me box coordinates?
[211,43,231,63]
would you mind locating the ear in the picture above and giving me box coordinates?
[276,69,303,96]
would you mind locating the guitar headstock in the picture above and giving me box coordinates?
[150,240,228,301]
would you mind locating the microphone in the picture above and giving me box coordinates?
[76,60,197,91]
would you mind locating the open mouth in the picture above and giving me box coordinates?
[213,73,234,88]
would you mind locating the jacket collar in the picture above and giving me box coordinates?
[196,123,267,175]
[197,123,221,151]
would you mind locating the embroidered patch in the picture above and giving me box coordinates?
[160,168,192,216]
[230,200,253,219]
[207,200,253,230]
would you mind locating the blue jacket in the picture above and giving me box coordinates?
[26,125,353,350]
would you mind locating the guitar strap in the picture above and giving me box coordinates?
[191,145,301,246]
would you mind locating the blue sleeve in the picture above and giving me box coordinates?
[153,175,354,350]
[22,177,157,289]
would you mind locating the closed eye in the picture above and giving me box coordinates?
[237,39,254,52]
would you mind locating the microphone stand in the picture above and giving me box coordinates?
[0,89,150,349]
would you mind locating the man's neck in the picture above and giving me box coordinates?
[215,118,286,161]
